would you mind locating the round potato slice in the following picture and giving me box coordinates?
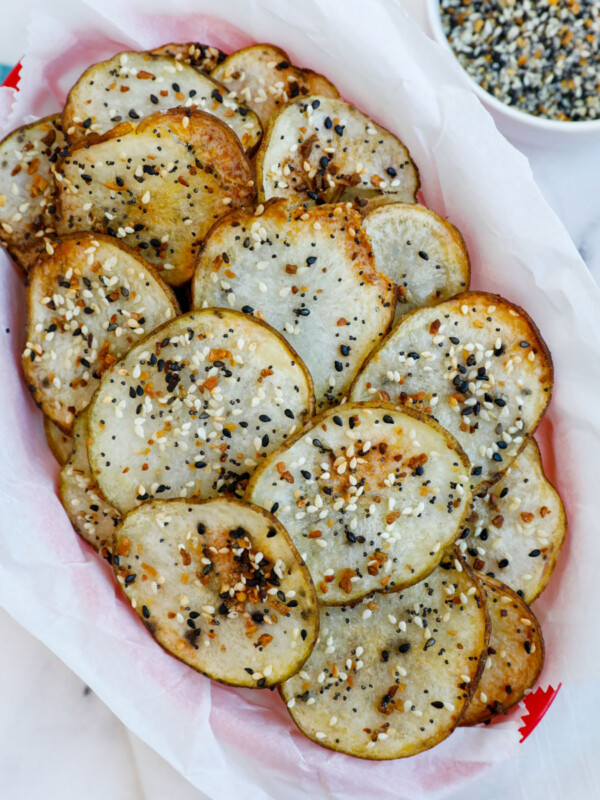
[212,44,339,127]
[63,51,261,151]
[363,203,470,321]
[459,439,566,604]
[113,497,319,687]
[44,416,74,465]
[150,42,227,73]
[350,292,553,492]
[255,96,419,205]
[55,109,255,286]
[192,200,394,407]
[23,232,179,432]
[461,575,544,725]
[59,411,121,556]
[88,308,315,513]
[246,402,472,605]
[281,553,488,759]
[0,115,66,274]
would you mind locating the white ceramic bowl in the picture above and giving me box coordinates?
[425,0,600,145]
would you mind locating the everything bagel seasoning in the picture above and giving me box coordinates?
[440,0,600,121]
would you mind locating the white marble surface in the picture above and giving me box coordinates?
[1,2,600,799]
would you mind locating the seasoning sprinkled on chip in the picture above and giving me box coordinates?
[192,199,394,406]
[114,497,318,686]
[63,51,261,149]
[87,308,314,513]
[247,402,472,604]
[255,95,419,206]
[281,553,488,758]
[350,292,553,491]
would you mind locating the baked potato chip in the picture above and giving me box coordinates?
[55,108,255,286]
[460,439,566,604]
[363,203,470,321]
[246,402,472,605]
[192,200,394,406]
[23,232,179,432]
[63,51,261,151]
[87,308,315,513]
[461,575,544,725]
[255,96,419,205]
[212,43,338,127]
[150,42,226,73]
[281,553,488,759]
[59,411,121,556]
[113,497,318,687]
[44,416,74,465]
[0,115,66,274]
[350,292,553,491]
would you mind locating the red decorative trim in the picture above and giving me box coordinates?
[519,683,562,742]
[2,61,22,90]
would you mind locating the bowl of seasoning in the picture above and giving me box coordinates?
[426,0,600,143]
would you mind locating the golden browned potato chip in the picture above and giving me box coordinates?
[246,403,472,605]
[150,42,227,73]
[363,203,470,321]
[281,553,488,759]
[350,292,553,492]
[63,51,261,151]
[23,232,179,432]
[55,109,255,286]
[87,308,315,513]
[212,43,338,127]
[0,115,66,274]
[460,439,566,604]
[461,575,544,725]
[59,410,121,556]
[192,200,394,406]
[44,416,74,465]
[255,96,419,205]
[113,497,319,687]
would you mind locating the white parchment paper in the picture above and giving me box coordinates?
[1,1,599,798]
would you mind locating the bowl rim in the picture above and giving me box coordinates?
[425,0,600,133]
